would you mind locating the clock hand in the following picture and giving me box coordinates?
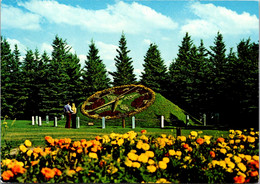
[87,99,116,113]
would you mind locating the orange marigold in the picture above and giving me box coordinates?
[53,168,62,176]
[141,130,147,134]
[11,164,26,174]
[233,175,245,183]
[41,167,55,179]
[196,138,204,145]
[45,136,55,146]
[1,170,14,181]
[183,143,189,149]
[210,151,216,158]
[250,170,258,177]
[217,137,225,143]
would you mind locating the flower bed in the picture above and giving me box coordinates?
[1,129,259,183]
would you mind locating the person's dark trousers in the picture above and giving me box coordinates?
[65,113,71,128]
[72,114,76,128]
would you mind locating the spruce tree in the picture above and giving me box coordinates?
[82,40,110,97]
[109,33,136,86]
[1,39,23,118]
[140,43,168,93]
[208,32,228,123]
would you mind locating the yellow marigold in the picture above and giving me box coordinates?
[169,149,175,156]
[146,151,154,158]
[244,155,252,161]
[184,156,191,162]
[136,140,143,149]
[177,136,186,142]
[252,155,259,161]
[229,140,234,144]
[128,152,138,161]
[138,153,149,163]
[125,158,133,167]
[89,152,98,159]
[227,161,235,169]
[73,141,81,148]
[24,140,32,147]
[67,169,76,176]
[226,168,233,173]
[237,163,247,172]
[161,134,167,138]
[159,161,167,169]
[229,129,235,134]
[162,157,170,163]
[220,148,227,154]
[250,131,255,136]
[235,139,241,144]
[219,160,226,168]
[31,160,39,166]
[175,151,182,157]
[190,131,198,137]
[156,178,170,183]
[235,130,242,136]
[229,134,235,139]
[233,156,242,163]
[227,153,233,158]
[148,159,155,165]
[237,171,246,178]
[147,165,156,173]
[132,162,141,168]
[2,159,12,167]
[118,138,124,146]
[211,160,219,167]
[19,144,27,153]
[247,136,255,143]
[142,143,150,151]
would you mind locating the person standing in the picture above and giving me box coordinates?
[71,103,77,128]
[64,101,74,128]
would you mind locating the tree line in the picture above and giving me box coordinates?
[1,32,258,128]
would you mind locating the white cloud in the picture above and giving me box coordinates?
[40,42,53,54]
[6,38,28,54]
[95,41,118,61]
[2,4,41,30]
[78,54,87,68]
[143,39,152,45]
[18,0,178,34]
[181,2,259,38]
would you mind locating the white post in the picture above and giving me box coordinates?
[203,114,206,126]
[102,117,105,129]
[161,116,164,128]
[32,116,35,125]
[54,117,57,127]
[186,115,189,126]
[76,117,80,129]
[46,115,49,124]
[36,116,38,125]
[132,116,135,129]
[61,115,64,120]
[39,117,42,126]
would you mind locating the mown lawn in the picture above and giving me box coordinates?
[1,119,229,148]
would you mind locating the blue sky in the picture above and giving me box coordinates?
[2,0,259,79]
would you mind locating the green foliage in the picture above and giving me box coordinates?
[82,40,110,97]
[140,43,168,94]
[109,33,136,86]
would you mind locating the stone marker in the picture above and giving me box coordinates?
[54,117,57,127]
[102,117,105,129]
[161,116,164,128]
[76,117,80,129]
[32,116,35,125]
[132,116,135,129]
[39,117,42,126]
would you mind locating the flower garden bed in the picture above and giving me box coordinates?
[1,129,259,183]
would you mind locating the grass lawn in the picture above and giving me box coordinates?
[1,119,229,148]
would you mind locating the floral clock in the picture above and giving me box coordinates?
[81,84,156,119]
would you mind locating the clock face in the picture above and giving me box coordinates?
[81,84,155,119]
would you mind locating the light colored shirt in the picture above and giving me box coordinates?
[64,104,73,113]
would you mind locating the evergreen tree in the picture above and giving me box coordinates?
[82,40,110,97]
[43,35,71,117]
[109,33,136,86]
[208,32,228,123]
[1,39,23,118]
[140,43,168,93]
[168,33,195,109]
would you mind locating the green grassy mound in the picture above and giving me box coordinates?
[77,93,202,128]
